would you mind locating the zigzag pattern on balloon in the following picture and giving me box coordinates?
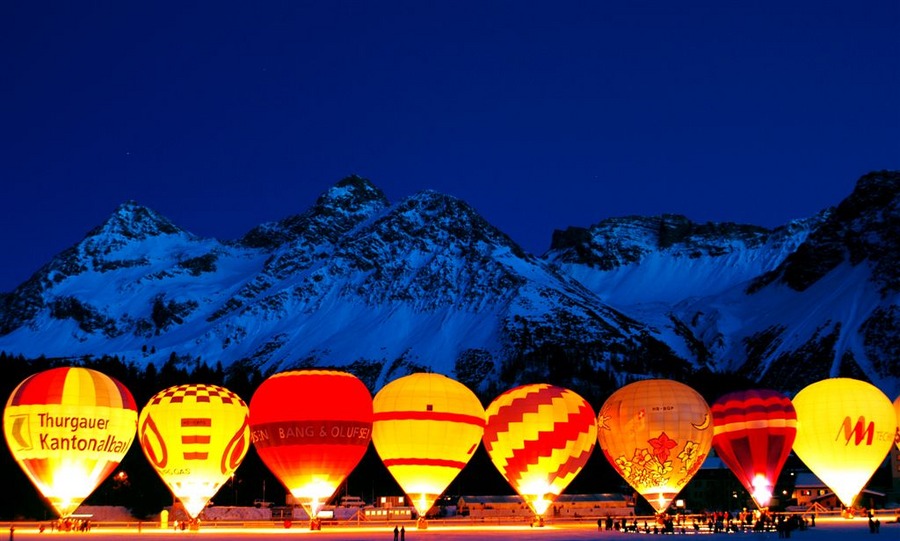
[483,384,597,516]
[483,385,567,446]
[500,401,596,486]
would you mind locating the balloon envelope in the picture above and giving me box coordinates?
[372,373,485,517]
[792,378,896,508]
[894,395,900,452]
[249,370,372,518]
[3,367,137,517]
[711,389,796,508]
[483,384,596,517]
[139,384,250,518]
[597,379,712,514]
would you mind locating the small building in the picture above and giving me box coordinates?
[457,494,630,519]
[550,494,632,518]
[791,472,886,511]
[457,495,526,518]
[362,495,414,521]
[362,507,413,521]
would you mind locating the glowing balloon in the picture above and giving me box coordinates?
[139,384,249,518]
[792,378,897,508]
[894,395,900,452]
[249,371,372,518]
[711,389,796,508]
[597,379,712,513]
[483,384,596,517]
[372,373,484,518]
[3,367,137,517]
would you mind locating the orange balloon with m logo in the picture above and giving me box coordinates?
[792,378,897,508]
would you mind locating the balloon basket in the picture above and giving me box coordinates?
[309,518,322,530]
[416,517,428,530]
[531,517,545,528]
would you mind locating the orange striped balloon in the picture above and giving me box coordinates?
[3,367,137,517]
[483,384,596,517]
[139,384,249,518]
[373,373,484,518]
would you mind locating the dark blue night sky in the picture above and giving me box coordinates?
[2,1,898,292]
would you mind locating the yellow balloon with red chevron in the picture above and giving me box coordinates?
[3,367,137,518]
[483,384,596,517]
[373,373,485,518]
[138,384,250,518]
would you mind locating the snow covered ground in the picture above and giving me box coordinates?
[2,514,897,540]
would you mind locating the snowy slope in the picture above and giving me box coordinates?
[0,176,674,394]
[545,171,900,396]
[1,172,896,397]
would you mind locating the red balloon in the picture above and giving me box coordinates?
[711,389,796,508]
[249,371,372,517]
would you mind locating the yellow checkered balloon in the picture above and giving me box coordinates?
[139,384,249,518]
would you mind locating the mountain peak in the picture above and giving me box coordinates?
[749,170,900,294]
[238,175,389,250]
[548,214,772,270]
[314,175,389,212]
[86,200,183,242]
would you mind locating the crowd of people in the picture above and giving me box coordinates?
[596,510,815,536]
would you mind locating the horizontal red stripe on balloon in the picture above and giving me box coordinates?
[373,411,484,427]
[250,420,372,448]
[183,452,208,460]
[382,458,468,469]
[182,435,212,444]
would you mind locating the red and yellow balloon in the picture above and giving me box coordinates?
[249,370,372,519]
[792,378,897,508]
[3,367,137,517]
[483,384,596,517]
[372,373,484,519]
[597,379,712,514]
[139,383,250,518]
[711,389,796,508]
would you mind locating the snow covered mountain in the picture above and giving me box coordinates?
[545,170,899,396]
[1,172,897,397]
[0,176,679,394]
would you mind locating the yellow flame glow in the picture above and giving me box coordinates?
[751,474,772,508]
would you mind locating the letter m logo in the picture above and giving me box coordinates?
[835,416,874,446]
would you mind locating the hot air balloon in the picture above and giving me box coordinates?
[792,378,897,509]
[894,394,900,452]
[372,373,484,525]
[597,379,712,514]
[710,389,796,509]
[483,384,596,519]
[3,367,137,517]
[249,371,372,522]
[138,383,250,519]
